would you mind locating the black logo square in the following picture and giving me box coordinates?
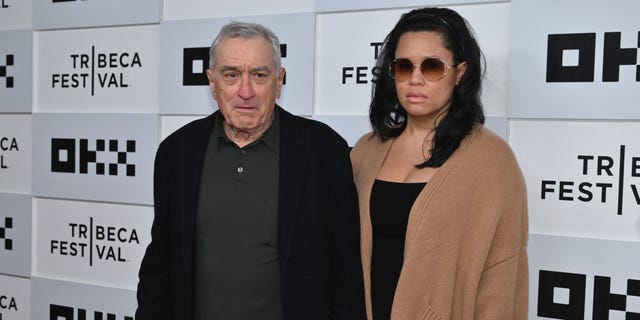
[1,216,13,251]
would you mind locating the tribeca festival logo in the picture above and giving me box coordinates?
[0,137,19,170]
[538,269,640,319]
[540,146,640,215]
[50,304,133,320]
[0,293,19,319]
[51,138,136,177]
[0,216,12,251]
[51,46,142,96]
[0,54,14,88]
[341,41,384,85]
[50,217,140,266]
[182,43,288,86]
[0,0,10,8]
[547,31,640,82]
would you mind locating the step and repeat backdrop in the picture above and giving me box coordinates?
[0,0,638,319]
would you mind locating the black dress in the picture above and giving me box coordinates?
[370,179,426,320]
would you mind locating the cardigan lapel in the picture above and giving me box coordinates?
[360,137,393,202]
[358,136,392,284]
[178,113,216,277]
[403,126,481,255]
[276,107,309,275]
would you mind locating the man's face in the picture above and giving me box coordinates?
[206,36,285,134]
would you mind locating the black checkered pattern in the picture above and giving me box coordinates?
[108,139,136,176]
[0,216,13,251]
[0,54,14,88]
[81,139,136,176]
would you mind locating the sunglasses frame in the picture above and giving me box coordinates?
[389,57,458,82]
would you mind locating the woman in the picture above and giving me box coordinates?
[350,7,528,319]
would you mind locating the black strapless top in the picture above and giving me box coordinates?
[369,179,426,320]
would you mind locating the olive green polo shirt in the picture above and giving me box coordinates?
[193,110,281,320]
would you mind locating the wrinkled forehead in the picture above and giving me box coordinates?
[214,36,278,69]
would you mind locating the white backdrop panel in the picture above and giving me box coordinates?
[33,0,160,30]
[508,0,640,119]
[160,115,205,141]
[32,198,152,290]
[32,113,157,205]
[31,277,137,319]
[0,115,31,194]
[0,30,32,113]
[0,193,31,277]
[35,25,160,113]
[529,233,640,319]
[0,274,30,320]
[160,13,315,116]
[316,0,507,12]
[163,0,314,21]
[310,115,370,147]
[0,0,32,31]
[510,119,640,241]
[315,3,509,116]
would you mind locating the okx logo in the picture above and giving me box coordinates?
[0,54,14,88]
[547,31,640,82]
[540,145,640,215]
[51,46,142,96]
[50,304,133,320]
[51,138,136,177]
[182,44,288,86]
[538,270,640,319]
[0,217,12,251]
[49,217,141,266]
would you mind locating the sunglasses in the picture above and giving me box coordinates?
[389,57,458,82]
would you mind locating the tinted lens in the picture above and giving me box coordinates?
[390,59,414,81]
[390,58,449,81]
[420,58,447,81]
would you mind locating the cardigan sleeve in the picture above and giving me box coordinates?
[474,201,529,320]
[474,138,529,320]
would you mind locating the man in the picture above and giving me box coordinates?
[135,21,365,320]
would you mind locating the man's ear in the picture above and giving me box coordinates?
[276,67,286,99]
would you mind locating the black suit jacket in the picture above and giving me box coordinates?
[136,107,365,320]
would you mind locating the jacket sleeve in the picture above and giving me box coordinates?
[329,136,367,320]
[135,143,174,320]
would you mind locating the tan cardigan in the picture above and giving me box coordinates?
[351,126,528,320]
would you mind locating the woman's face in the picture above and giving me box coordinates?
[393,31,466,125]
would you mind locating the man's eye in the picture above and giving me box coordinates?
[255,72,267,78]
[224,72,239,79]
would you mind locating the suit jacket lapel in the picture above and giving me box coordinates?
[276,107,309,275]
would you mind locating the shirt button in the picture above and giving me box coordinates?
[237,166,244,173]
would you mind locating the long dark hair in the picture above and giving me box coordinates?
[369,7,485,168]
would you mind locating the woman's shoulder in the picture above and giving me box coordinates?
[468,125,516,159]
[353,131,378,147]
[452,125,522,179]
[352,131,384,156]
[350,131,383,167]
[464,125,524,181]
